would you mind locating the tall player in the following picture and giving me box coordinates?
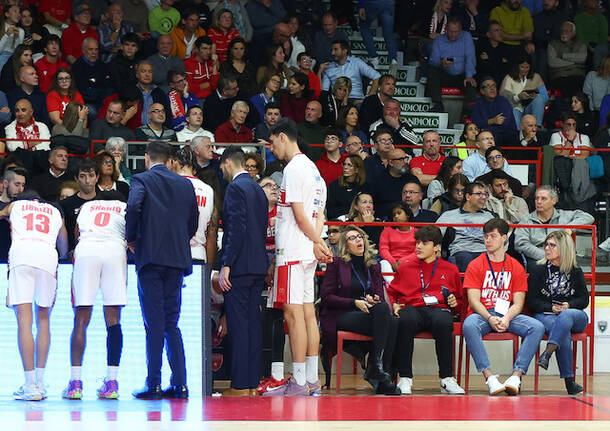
[62,191,128,400]
[0,191,68,401]
[266,118,333,396]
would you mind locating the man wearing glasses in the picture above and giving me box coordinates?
[463,130,512,181]
[472,76,518,148]
[475,146,522,198]
[344,136,369,160]
[364,127,395,185]
[371,148,418,218]
[135,103,177,141]
[316,129,347,185]
[167,70,200,131]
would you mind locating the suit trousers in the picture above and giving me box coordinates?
[224,274,265,389]
[137,264,187,387]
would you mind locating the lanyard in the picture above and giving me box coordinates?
[546,262,562,297]
[420,258,439,292]
[485,253,506,291]
[350,262,371,297]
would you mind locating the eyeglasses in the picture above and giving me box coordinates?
[324,136,340,142]
[544,242,557,249]
[377,138,393,144]
[101,160,114,166]
[269,78,281,84]
[150,109,165,114]
[470,192,489,198]
[564,122,577,127]
[391,156,408,162]
[402,190,421,195]
[346,234,364,242]
[245,164,258,170]
[299,57,312,63]
[261,183,278,189]
[486,154,503,162]
[110,146,124,153]
[57,76,71,81]
[481,83,496,89]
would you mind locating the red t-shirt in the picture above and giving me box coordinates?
[315,152,347,185]
[409,154,445,176]
[46,91,85,118]
[39,0,71,22]
[35,57,70,93]
[208,28,239,64]
[184,56,219,99]
[463,253,528,312]
[61,23,99,61]
[307,70,321,99]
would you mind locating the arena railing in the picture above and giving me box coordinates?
[321,220,597,375]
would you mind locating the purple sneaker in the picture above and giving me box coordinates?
[307,380,322,396]
[97,379,119,399]
[62,380,83,400]
[263,377,308,396]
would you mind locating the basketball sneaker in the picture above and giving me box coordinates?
[257,376,286,395]
[440,377,465,395]
[503,375,521,396]
[263,376,308,396]
[62,380,83,400]
[13,384,43,401]
[306,380,323,396]
[97,379,119,399]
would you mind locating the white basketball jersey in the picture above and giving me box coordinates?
[9,200,63,274]
[76,200,127,245]
[186,176,214,261]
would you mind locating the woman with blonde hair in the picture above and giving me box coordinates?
[527,230,589,395]
[320,76,351,126]
[347,192,382,247]
[583,56,610,112]
[320,225,400,395]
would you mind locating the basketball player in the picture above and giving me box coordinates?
[0,191,68,401]
[266,118,333,396]
[62,191,128,400]
[171,147,217,264]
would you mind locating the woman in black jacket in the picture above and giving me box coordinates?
[527,230,589,395]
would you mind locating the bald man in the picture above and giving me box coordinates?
[297,100,326,161]
[135,102,177,141]
[72,38,111,116]
[5,99,51,151]
[7,66,49,126]
[147,34,186,93]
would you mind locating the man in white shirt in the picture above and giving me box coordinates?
[5,99,51,151]
[176,106,214,142]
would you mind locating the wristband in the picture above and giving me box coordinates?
[486,314,493,322]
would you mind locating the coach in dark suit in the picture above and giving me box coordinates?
[125,141,199,399]
[217,147,268,396]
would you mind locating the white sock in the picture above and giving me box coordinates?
[35,368,45,386]
[107,366,119,380]
[25,370,36,386]
[71,366,82,381]
[271,362,284,381]
[305,356,319,384]
[292,362,306,386]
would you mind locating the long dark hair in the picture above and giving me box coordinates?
[508,55,534,81]
[49,67,78,99]
[226,37,247,63]
[336,104,359,130]
[435,156,462,189]
[572,91,590,113]
[289,72,312,99]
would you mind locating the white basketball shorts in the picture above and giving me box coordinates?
[272,260,317,305]
[7,265,57,308]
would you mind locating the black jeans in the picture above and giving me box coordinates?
[426,66,477,112]
[337,302,397,369]
[396,306,454,378]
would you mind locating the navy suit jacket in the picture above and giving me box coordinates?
[125,164,199,274]
[220,172,268,277]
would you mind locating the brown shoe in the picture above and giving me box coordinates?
[222,388,251,397]
[249,389,259,396]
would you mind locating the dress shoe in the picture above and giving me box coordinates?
[162,384,189,399]
[249,389,259,396]
[536,351,551,370]
[222,388,251,397]
[132,384,162,399]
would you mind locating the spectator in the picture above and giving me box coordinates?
[0,4,25,70]
[29,146,69,201]
[321,39,380,103]
[282,13,313,69]
[327,154,366,219]
[528,230,589,395]
[116,0,150,38]
[489,0,535,57]
[46,68,85,126]
[214,100,253,144]
[244,152,264,180]
[358,0,398,74]
[583,57,610,112]
[105,136,132,183]
[462,218,545,396]
[483,169,529,224]
[359,74,396,133]
[472,77,518,147]
[423,0,451,41]
[176,105,213,142]
[316,128,347,185]
[245,0,286,66]
[499,55,548,127]
[379,202,415,276]
[337,104,368,146]
[0,90,12,134]
[213,0,253,42]
[147,35,186,93]
[135,102,177,141]
[410,130,446,186]
[532,0,567,82]
[149,0,181,35]
[436,181,494,271]
[296,100,326,161]
[515,185,594,270]
[456,121,479,160]
[475,146,521,197]
[166,69,200,131]
[35,35,69,94]
[5,99,51,151]
[571,92,598,139]
[253,101,280,141]
[202,73,240,132]
[429,173,469,215]
[280,72,314,123]
[58,181,78,201]
[294,52,320,98]
[108,33,140,91]
[191,135,225,193]
[319,225,400,395]
[550,112,592,159]
[95,151,130,199]
[426,156,463,202]
[72,38,111,118]
[401,180,439,223]
[170,8,206,60]
[319,76,351,127]
[0,44,32,94]
[208,9,239,64]
[344,135,369,161]
[510,113,547,161]
[463,131,512,181]
[368,99,418,152]
[135,60,170,127]
[364,127,394,183]
[312,11,349,65]
[456,0,487,39]
[7,65,49,125]
[39,0,71,35]
[184,36,219,100]
[19,7,50,56]
[219,37,257,98]
[61,4,98,65]
[97,3,135,63]
[250,72,280,123]
[256,43,291,90]
[574,0,608,68]
[90,99,136,141]
[548,21,587,98]
[427,17,477,116]
[346,192,383,247]
[476,21,510,85]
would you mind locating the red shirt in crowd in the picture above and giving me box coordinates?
[61,23,98,62]
[387,255,462,310]
[214,120,253,143]
[184,56,219,99]
[266,205,277,259]
[379,227,417,266]
[315,152,347,185]
[307,70,321,99]
[207,27,240,64]
[46,91,85,118]
[409,153,445,176]
[280,92,314,124]
[35,56,70,93]
[39,0,71,23]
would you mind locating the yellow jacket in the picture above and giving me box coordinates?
[170,26,207,59]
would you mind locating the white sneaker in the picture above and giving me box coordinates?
[503,375,521,395]
[13,384,42,401]
[440,376,465,395]
[389,59,398,77]
[419,77,428,85]
[486,374,505,396]
[397,377,412,395]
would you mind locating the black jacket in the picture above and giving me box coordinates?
[527,263,589,313]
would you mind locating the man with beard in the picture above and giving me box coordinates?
[370,148,418,219]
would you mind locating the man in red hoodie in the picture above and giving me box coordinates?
[184,36,219,99]
[315,128,346,185]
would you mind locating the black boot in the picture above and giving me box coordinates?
[536,351,552,370]
[565,378,583,395]
[364,347,391,383]
[376,380,401,395]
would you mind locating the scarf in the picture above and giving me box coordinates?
[15,117,40,150]
[168,89,186,122]
[430,12,447,35]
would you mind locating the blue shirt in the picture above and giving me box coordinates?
[462,150,513,182]
[472,95,518,136]
[429,30,476,78]
[139,84,155,125]
[322,56,381,99]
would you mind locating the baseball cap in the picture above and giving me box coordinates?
[74,4,93,15]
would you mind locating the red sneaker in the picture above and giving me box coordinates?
[257,376,287,395]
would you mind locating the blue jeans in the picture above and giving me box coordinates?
[513,93,546,126]
[359,0,397,62]
[463,309,545,374]
[450,251,482,273]
[534,309,588,378]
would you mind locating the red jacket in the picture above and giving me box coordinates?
[184,56,219,99]
[214,120,253,143]
[61,23,98,61]
[35,56,69,93]
[279,91,314,124]
[315,152,346,185]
